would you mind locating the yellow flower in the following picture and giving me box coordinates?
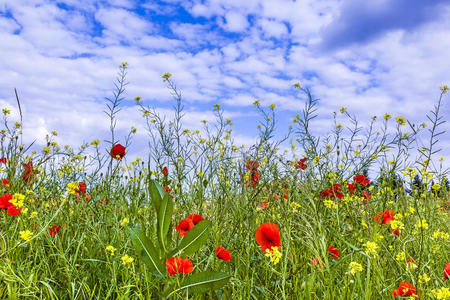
[120,218,129,226]
[432,287,450,300]
[418,273,431,284]
[323,200,337,209]
[396,251,405,262]
[432,183,440,190]
[28,211,38,219]
[121,254,134,265]
[440,85,449,93]
[269,103,276,109]
[395,116,406,125]
[2,108,11,115]
[106,245,117,256]
[349,262,363,275]
[364,241,378,256]
[340,107,347,114]
[253,99,261,106]
[390,220,404,230]
[293,82,301,88]
[19,230,33,242]
[265,246,282,265]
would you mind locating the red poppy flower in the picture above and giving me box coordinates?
[295,158,307,170]
[283,188,289,200]
[250,170,259,187]
[48,225,61,236]
[0,157,6,164]
[215,246,232,262]
[354,174,370,186]
[110,144,126,160]
[22,161,39,183]
[347,183,357,195]
[361,190,371,204]
[246,160,259,170]
[164,186,174,199]
[176,218,194,237]
[328,245,340,260]
[162,166,168,176]
[165,257,193,276]
[391,282,419,298]
[255,222,281,252]
[0,193,13,209]
[1,178,10,186]
[311,257,324,269]
[374,209,395,224]
[187,214,204,225]
[444,262,450,281]
[392,228,403,237]
[7,205,20,216]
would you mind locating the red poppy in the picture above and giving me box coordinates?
[246,160,259,170]
[374,209,395,224]
[110,144,126,160]
[347,183,357,195]
[7,206,20,216]
[444,263,450,281]
[215,245,232,262]
[283,188,289,200]
[406,257,417,267]
[22,161,39,184]
[176,218,194,237]
[311,257,324,269]
[361,190,371,204]
[255,222,281,252]
[187,214,204,225]
[48,225,61,236]
[164,186,174,199]
[328,245,340,260]
[165,257,193,276]
[162,166,168,176]
[320,184,343,199]
[391,282,419,298]
[444,262,450,281]
[0,157,6,164]
[354,174,370,186]
[392,228,403,237]
[295,158,307,170]
[1,178,10,186]
[0,193,13,209]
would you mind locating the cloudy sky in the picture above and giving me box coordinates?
[0,0,449,172]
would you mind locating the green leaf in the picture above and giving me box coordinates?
[129,227,164,276]
[158,193,173,253]
[171,220,211,257]
[179,271,231,294]
[149,180,165,214]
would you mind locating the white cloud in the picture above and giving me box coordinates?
[222,12,248,32]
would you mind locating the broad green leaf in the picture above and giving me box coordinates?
[179,271,231,294]
[158,193,173,253]
[171,220,211,257]
[149,180,165,214]
[129,227,164,276]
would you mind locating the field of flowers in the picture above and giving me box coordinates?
[0,64,449,299]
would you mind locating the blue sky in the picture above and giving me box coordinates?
[0,0,449,173]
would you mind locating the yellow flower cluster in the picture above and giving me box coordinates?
[19,230,33,242]
[364,241,378,256]
[349,262,363,275]
[265,246,282,265]
[106,245,116,256]
[121,254,134,265]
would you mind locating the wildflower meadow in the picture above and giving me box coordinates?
[0,64,449,299]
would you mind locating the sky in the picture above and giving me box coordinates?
[0,0,449,175]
